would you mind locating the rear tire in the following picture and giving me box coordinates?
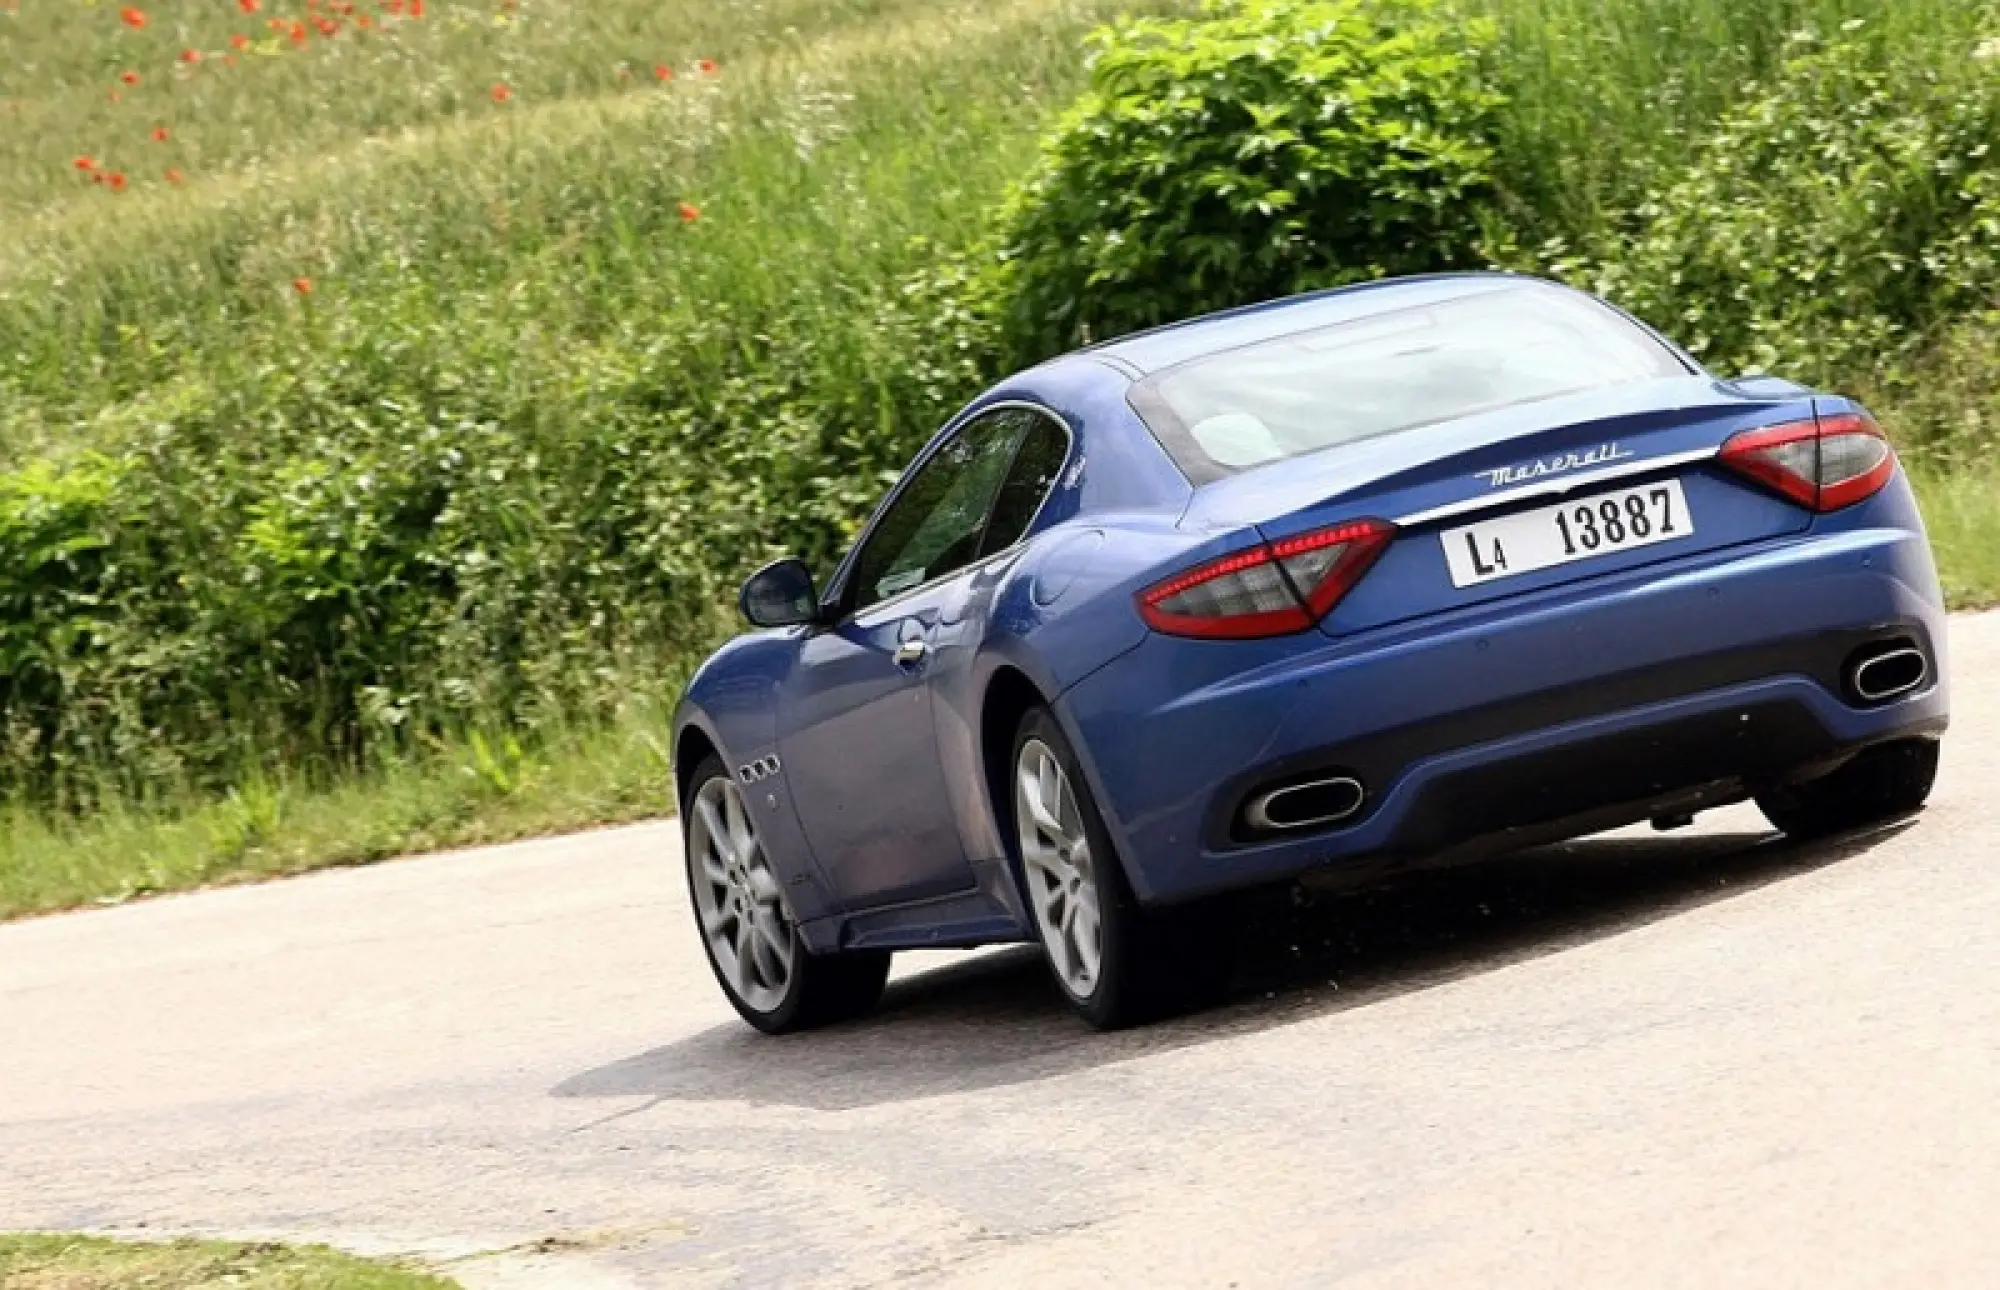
[1010,708,1223,1029]
[1755,738,1941,841]
[682,755,891,1034]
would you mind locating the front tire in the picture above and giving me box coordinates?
[1755,737,1941,841]
[682,756,890,1034]
[1010,708,1219,1029]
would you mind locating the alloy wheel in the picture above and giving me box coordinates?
[1015,737,1102,998]
[688,774,795,1013]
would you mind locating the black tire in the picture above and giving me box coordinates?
[682,755,891,1035]
[1009,707,1225,1029]
[1755,738,1941,842]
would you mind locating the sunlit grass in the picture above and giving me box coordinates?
[0,693,677,920]
[1912,466,2000,611]
[0,1233,457,1290]
[1462,0,1994,231]
[0,0,1177,448]
[0,0,1187,917]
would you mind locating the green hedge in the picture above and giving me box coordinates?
[992,0,1506,358]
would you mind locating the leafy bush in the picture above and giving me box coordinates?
[991,0,1506,358]
[0,280,995,803]
[1553,27,2000,389]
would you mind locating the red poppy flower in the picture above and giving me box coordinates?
[314,15,337,35]
[288,20,307,44]
[677,201,700,223]
[119,6,146,27]
[409,0,424,17]
[239,0,259,11]
[107,171,129,192]
[120,70,141,85]
[697,58,718,75]
[179,48,202,63]
[230,34,250,49]
[151,125,170,142]
[165,167,184,183]
[491,83,512,103]
[266,17,283,28]
[356,13,373,28]
[293,277,313,295]
[653,63,672,81]
[73,155,96,171]
[384,0,402,12]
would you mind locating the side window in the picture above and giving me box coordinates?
[978,411,1069,559]
[849,412,1025,612]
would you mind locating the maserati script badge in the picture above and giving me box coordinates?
[1479,442,1633,489]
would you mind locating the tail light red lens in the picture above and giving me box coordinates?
[1718,411,1896,512]
[1138,519,1395,639]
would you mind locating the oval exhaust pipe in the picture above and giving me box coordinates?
[1245,775,1365,832]
[1850,646,1928,703]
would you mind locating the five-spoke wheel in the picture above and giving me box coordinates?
[688,772,797,1015]
[1011,707,1219,1028]
[1016,735,1104,1001]
[681,755,890,1033]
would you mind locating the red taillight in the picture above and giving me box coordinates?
[1718,411,1896,512]
[1138,518,1395,639]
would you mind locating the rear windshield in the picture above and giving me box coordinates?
[1128,283,1691,482]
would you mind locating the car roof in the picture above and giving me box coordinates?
[1086,272,1531,376]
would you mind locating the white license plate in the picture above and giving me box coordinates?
[1441,479,1693,588]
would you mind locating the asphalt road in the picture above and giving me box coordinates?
[4,613,1997,1289]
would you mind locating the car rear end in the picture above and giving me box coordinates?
[1057,279,1948,904]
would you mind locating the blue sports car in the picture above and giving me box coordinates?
[673,273,1949,1032]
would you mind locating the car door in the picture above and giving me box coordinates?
[778,411,1032,909]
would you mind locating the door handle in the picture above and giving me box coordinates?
[893,638,928,667]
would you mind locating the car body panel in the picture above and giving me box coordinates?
[778,578,972,908]
[675,356,1199,948]
[673,272,1951,958]
[1057,474,1945,903]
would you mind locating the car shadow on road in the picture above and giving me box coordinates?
[554,819,1910,1112]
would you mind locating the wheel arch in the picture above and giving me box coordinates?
[674,722,721,811]
[974,661,1147,916]
[979,664,1050,852]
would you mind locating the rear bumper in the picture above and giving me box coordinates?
[1055,514,1948,905]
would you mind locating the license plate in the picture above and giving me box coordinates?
[1441,479,1693,589]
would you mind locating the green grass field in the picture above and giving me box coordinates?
[0,0,1994,920]
[0,1233,457,1289]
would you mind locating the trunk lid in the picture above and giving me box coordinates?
[1177,376,1817,636]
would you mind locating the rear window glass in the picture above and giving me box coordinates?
[1128,284,1691,481]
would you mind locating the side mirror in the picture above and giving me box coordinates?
[739,557,822,628]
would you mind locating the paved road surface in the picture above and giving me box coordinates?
[4,614,1998,1289]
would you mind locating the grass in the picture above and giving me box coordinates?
[0,0,1993,922]
[0,1234,457,1290]
[1910,465,2000,610]
[0,0,1186,917]
[0,697,675,921]
[0,0,1184,447]
[1459,0,1995,231]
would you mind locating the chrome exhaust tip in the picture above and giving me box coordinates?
[1244,775,1366,833]
[1849,646,1928,703]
